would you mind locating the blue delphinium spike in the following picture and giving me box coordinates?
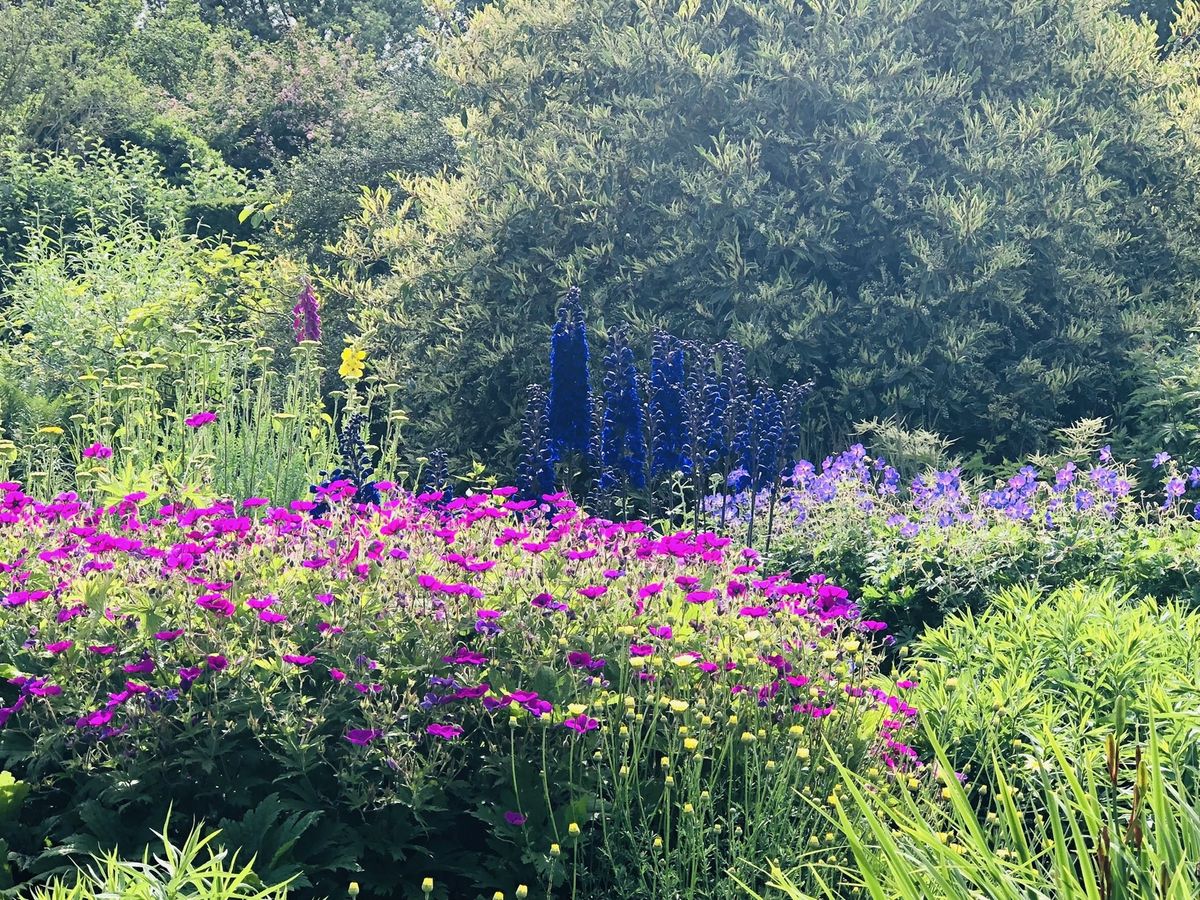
[517,384,556,499]
[547,286,592,458]
[599,326,647,491]
[650,333,689,477]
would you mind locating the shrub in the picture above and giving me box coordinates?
[341,0,1200,460]
[904,582,1200,795]
[0,483,922,897]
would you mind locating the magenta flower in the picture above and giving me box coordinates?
[629,644,655,657]
[345,729,382,746]
[561,714,599,734]
[88,645,116,656]
[578,585,607,599]
[154,629,184,641]
[82,442,113,459]
[647,625,672,639]
[45,640,73,654]
[76,708,114,728]
[246,595,276,610]
[567,651,606,671]
[504,811,527,826]
[426,723,464,740]
[259,610,287,624]
[123,657,155,675]
[442,648,488,666]
[282,654,316,666]
[330,668,346,681]
[185,411,217,428]
[205,654,228,671]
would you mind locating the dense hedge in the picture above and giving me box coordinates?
[342,0,1200,461]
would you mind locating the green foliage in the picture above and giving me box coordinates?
[30,819,292,900]
[340,0,1200,462]
[758,722,1200,899]
[906,582,1200,795]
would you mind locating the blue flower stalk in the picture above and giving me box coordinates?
[598,326,647,495]
[517,384,556,500]
[547,286,592,460]
[649,333,689,478]
[310,412,380,516]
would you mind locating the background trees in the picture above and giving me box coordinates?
[341,0,1200,462]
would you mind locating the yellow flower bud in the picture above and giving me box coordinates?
[550,843,561,857]
[653,836,663,849]
[351,883,363,898]
[421,878,432,895]
[493,892,505,900]
[568,822,581,837]
[740,731,756,744]
[516,887,529,899]
[797,746,810,761]
[669,699,689,713]
[682,802,695,814]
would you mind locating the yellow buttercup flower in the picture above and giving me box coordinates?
[339,346,367,379]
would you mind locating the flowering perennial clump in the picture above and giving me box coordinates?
[0,479,924,897]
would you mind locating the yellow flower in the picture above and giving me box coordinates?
[669,699,689,713]
[350,883,362,898]
[567,703,588,716]
[516,887,529,899]
[684,737,699,752]
[568,822,580,837]
[421,877,433,894]
[37,426,64,436]
[339,346,367,379]
[550,843,561,857]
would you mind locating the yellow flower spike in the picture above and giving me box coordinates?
[568,823,581,837]
[421,877,433,895]
[338,346,367,379]
[684,737,699,752]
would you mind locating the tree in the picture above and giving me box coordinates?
[341,0,1200,461]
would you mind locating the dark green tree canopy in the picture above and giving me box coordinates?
[344,0,1200,461]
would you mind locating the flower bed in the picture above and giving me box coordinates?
[0,481,922,897]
